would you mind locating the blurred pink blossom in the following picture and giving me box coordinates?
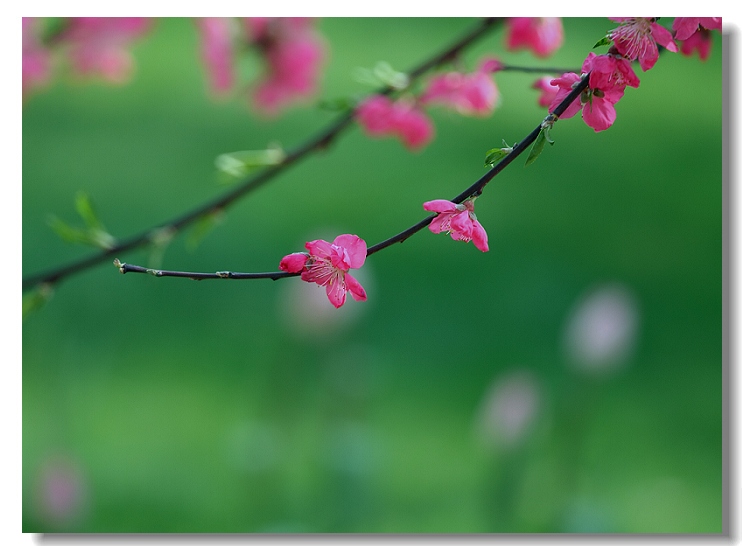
[423,197,489,252]
[60,17,151,83]
[678,28,714,61]
[245,17,325,115]
[420,58,500,117]
[35,454,88,529]
[22,18,52,97]
[197,18,237,95]
[355,95,434,150]
[505,18,564,58]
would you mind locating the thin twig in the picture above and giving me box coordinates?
[23,17,502,292]
[114,73,591,280]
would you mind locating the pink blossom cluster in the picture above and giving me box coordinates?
[355,56,504,151]
[544,17,720,132]
[197,17,325,116]
[22,17,151,98]
[423,198,489,252]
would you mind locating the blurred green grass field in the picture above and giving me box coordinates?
[22,18,722,533]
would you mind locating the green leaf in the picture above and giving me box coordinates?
[23,284,53,320]
[48,215,94,246]
[484,148,511,167]
[318,97,357,112]
[593,36,612,48]
[525,129,548,167]
[352,61,409,89]
[75,191,105,231]
[215,147,285,182]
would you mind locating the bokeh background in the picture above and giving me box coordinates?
[22,18,723,533]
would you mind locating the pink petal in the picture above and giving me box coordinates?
[305,239,333,259]
[345,272,367,302]
[332,234,367,269]
[582,96,616,132]
[472,220,489,252]
[428,213,451,234]
[449,210,473,238]
[279,252,308,273]
[423,199,458,213]
[325,272,347,308]
[650,22,678,53]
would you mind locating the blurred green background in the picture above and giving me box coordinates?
[22,18,722,533]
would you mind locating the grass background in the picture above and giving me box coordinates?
[22,17,722,533]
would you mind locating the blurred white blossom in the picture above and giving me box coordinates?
[476,369,541,450]
[563,283,640,374]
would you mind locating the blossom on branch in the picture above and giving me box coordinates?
[423,198,489,252]
[355,95,434,150]
[608,18,677,71]
[197,18,237,96]
[279,234,368,309]
[420,57,501,117]
[505,18,563,58]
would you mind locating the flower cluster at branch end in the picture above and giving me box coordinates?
[420,57,502,117]
[423,198,489,252]
[673,18,722,61]
[280,234,368,308]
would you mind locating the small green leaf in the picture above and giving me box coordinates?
[352,61,409,89]
[48,216,94,246]
[525,129,548,167]
[23,284,53,320]
[75,191,105,231]
[484,148,510,167]
[593,36,612,48]
[318,97,357,112]
[543,124,555,145]
[215,146,285,182]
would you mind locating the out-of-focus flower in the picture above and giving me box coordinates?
[420,58,500,117]
[355,95,434,150]
[280,234,367,309]
[532,76,559,108]
[22,18,52,97]
[476,370,541,450]
[677,28,714,61]
[505,18,563,58]
[61,17,151,83]
[423,197,489,252]
[608,18,677,72]
[35,454,88,529]
[197,17,237,96]
[563,283,640,374]
[245,17,325,115]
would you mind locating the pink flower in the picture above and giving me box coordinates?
[582,52,639,101]
[355,95,434,150]
[423,198,489,252]
[420,58,500,117]
[609,18,677,71]
[279,234,368,308]
[246,18,325,115]
[197,18,236,96]
[61,18,151,83]
[532,77,559,108]
[672,17,721,41]
[505,18,564,58]
[22,18,52,97]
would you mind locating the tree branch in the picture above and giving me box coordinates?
[113,73,591,281]
[24,17,509,293]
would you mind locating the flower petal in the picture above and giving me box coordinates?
[345,272,367,302]
[279,252,308,273]
[333,234,367,269]
[325,272,347,308]
[472,220,489,252]
[305,238,333,259]
[423,199,458,213]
